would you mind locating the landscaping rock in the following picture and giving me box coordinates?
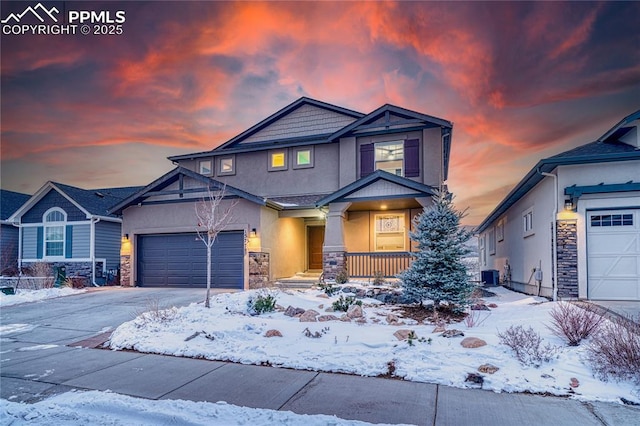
[478,364,499,374]
[441,329,464,338]
[393,329,414,341]
[346,304,363,319]
[461,337,487,348]
[471,304,490,311]
[570,378,579,388]
[299,309,319,322]
[432,325,446,333]
[355,317,367,324]
[488,303,498,308]
[318,304,324,309]
[386,314,403,325]
[318,315,338,322]
[316,293,329,299]
[284,306,305,317]
[325,306,335,312]
[264,329,282,338]
[465,373,484,387]
[339,314,351,322]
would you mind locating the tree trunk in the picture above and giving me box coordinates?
[205,238,212,308]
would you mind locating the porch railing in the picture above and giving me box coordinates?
[346,252,413,278]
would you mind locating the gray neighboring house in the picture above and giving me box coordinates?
[1,189,31,274]
[111,97,454,289]
[8,182,141,285]
[477,110,640,301]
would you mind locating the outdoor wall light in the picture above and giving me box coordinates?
[564,198,574,211]
[250,228,257,238]
[125,233,129,240]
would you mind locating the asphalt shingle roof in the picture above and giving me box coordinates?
[0,190,30,220]
[52,183,143,217]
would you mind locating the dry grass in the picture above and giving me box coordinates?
[498,325,559,367]
[587,315,640,384]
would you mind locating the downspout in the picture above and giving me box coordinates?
[90,217,101,287]
[12,222,22,274]
[539,169,558,301]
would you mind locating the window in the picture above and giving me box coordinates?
[488,228,496,255]
[375,141,404,176]
[374,214,405,251]
[198,159,212,176]
[268,150,288,171]
[218,156,235,176]
[590,213,633,227]
[43,208,66,258]
[293,147,314,169]
[523,208,534,237]
[497,220,504,242]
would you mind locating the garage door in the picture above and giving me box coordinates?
[587,209,640,300]
[137,232,244,288]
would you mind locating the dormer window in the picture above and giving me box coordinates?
[43,208,66,258]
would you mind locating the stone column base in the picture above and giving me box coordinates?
[323,251,346,281]
[120,255,132,287]
[556,220,578,298]
[249,252,271,289]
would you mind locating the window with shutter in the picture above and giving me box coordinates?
[360,144,374,177]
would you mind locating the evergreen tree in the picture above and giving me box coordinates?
[399,191,473,312]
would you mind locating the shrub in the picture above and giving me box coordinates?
[547,302,604,346]
[372,270,386,286]
[248,292,277,315]
[335,268,349,284]
[332,295,362,312]
[587,315,640,384]
[133,298,178,326]
[318,281,340,296]
[498,325,558,367]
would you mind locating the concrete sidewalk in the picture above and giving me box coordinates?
[2,288,639,425]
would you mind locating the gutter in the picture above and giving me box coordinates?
[539,168,558,301]
[90,217,101,287]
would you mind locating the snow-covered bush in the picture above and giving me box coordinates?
[332,295,361,312]
[547,302,603,346]
[587,315,640,384]
[335,268,349,284]
[498,325,558,367]
[247,292,277,315]
[399,191,473,312]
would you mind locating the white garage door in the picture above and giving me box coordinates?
[587,209,640,301]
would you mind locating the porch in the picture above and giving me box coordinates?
[346,251,412,278]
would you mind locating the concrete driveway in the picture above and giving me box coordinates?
[2,287,639,425]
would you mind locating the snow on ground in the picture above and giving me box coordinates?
[0,390,403,425]
[0,287,86,307]
[109,285,640,404]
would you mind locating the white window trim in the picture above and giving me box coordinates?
[293,146,314,169]
[374,140,404,176]
[523,207,534,238]
[218,155,235,176]
[198,159,213,176]
[268,149,288,171]
[488,227,496,255]
[497,219,504,242]
[43,207,66,259]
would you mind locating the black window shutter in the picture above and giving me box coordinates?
[404,139,420,177]
[360,144,374,178]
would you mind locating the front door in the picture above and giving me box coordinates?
[308,226,325,270]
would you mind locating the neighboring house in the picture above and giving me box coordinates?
[7,182,141,285]
[111,97,453,289]
[1,189,31,274]
[477,110,640,301]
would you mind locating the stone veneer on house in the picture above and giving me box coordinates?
[120,255,131,287]
[249,252,270,289]
[323,251,346,280]
[556,220,578,298]
[21,260,104,286]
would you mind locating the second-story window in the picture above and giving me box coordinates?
[199,159,212,176]
[375,141,404,176]
[218,156,235,176]
[269,150,288,171]
[293,147,314,169]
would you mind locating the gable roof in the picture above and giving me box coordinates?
[8,182,141,222]
[476,111,640,233]
[0,189,30,221]
[109,167,270,215]
[316,170,436,207]
[168,97,364,160]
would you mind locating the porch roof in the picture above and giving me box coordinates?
[315,170,436,207]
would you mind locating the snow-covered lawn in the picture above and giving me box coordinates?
[109,285,640,404]
[0,390,400,425]
[0,287,86,307]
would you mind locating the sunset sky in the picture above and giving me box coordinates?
[1,1,639,224]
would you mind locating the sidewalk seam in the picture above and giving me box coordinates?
[432,385,439,426]
[156,360,229,400]
[276,371,320,411]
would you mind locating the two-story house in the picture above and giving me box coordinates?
[111,97,453,289]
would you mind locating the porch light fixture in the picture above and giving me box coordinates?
[564,198,574,211]
[124,233,129,240]
[250,228,257,238]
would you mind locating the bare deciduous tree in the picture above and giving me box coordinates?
[195,185,238,308]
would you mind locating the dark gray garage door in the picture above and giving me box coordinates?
[137,232,244,288]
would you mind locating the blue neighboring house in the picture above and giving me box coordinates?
[7,182,141,285]
[1,189,31,274]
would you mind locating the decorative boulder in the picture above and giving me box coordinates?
[441,329,465,338]
[393,329,414,341]
[478,364,499,374]
[284,306,305,317]
[264,329,282,338]
[346,304,363,319]
[432,325,446,333]
[318,315,338,322]
[461,337,487,348]
[299,309,319,322]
